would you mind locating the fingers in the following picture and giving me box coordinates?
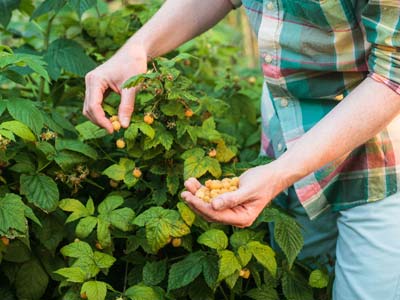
[118,88,137,128]
[83,72,113,133]
[181,191,251,227]
[184,178,202,194]
[212,189,247,211]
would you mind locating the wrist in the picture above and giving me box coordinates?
[273,150,309,188]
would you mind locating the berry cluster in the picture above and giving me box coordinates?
[195,177,239,203]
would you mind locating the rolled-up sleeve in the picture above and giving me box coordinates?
[362,1,400,94]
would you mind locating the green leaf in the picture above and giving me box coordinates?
[0,0,20,27]
[20,174,59,212]
[309,269,329,289]
[282,268,313,300]
[237,245,252,266]
[55,139,97,160]
[168,251,205,290]
[54,267,86,283]
[215,140,236,162]
[102,164,125,181]
[44,39,96,80]
[98,195,124,214]
[177,202,195,226]
[123,72,159,88]
[246,284,279,300]
[166,171,179,195]
[144,124,173,151]
[137,122,155,139]
[125,284,163,300]
[1,120,36,141]
[134,207,190,252]
[76,216,97,238]
[274,216,304,269]
[16,259,49,300]
[201,255,219,290]
[109,208,135,231]
[217,250,241,282]
[59,198,90,223]
[0,193,28,237]
[184,156,221,179]
[81,281,107,300]
[230,229,259,249]
[76,121,107,140]
[60,241,93,258]
[93,251,116,269]
[68,0,96,17]
[6,99,44,135]
[31,0,66,19]
[248,241,276,277]
[197,229,228,251]
[143,259,167,286]
[97,218,111,247]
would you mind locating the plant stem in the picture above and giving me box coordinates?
[38,13,56,102]
[219,286,229,300]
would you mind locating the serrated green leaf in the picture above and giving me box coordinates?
[31,0,66,19]
[168,251,205,290]
[0,193,28,237]
[68,0,96,17]
[55,139,97,160]
[282,268,313,300]
[7,99,44,135]
[59,198,90,223]
[1,120,36,141]
[125,284,163,300]
[54,267,86,283]
[184,156,221,179]
[76,121,107,140]
[98,195,124,214]
[177,202,195,226]
[246,284,279,300]
[215,140,236,162]
[142,260,167,286]
[16,259,48,300]
[76,216,97,238]
[309,269,329,289]
[237,245,252,266]
[81,281,107,300]
[97,218,111,248]
[217,250,241,282]
[248,241,276,277]
[20,174,59,212]
[274,216,304,269]
[109,208,135,231]
[198,229,228,251]
[201,255,219,290]
[102,164,125,181]
[93,251,116,269]
[61,241,93,258]
[44,38,96,80]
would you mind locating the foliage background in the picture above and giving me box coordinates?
[0,1,331,299]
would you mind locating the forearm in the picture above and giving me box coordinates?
[278,77,400,186]
[123,0,232,58]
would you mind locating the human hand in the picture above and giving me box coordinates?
[83,45,148,133]
[181,162,288,227]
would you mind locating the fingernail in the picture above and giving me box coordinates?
[121,117,130,127]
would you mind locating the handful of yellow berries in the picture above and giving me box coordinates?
[195,177,240,203]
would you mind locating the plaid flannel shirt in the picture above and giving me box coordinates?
[229,0,400,219]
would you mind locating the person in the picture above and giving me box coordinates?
[83,1,400,299]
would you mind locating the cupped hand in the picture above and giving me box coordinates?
[83,45,148,133]
[181,162,288,227]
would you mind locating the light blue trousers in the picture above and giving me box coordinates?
[272,188,400,300]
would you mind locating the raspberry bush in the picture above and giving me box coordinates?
[0,1,331,300]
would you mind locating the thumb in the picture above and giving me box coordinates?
[212,189,246,211]
[118,87,136,127]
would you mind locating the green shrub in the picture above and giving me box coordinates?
[0,1,330,299]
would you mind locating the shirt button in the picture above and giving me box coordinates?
[266,2,274,10]
[280,98,289,107]
[277,143,283,152]
[264,54,273,63]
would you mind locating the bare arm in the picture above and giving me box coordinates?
[182,78,400,227]
[83,0,233,132]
